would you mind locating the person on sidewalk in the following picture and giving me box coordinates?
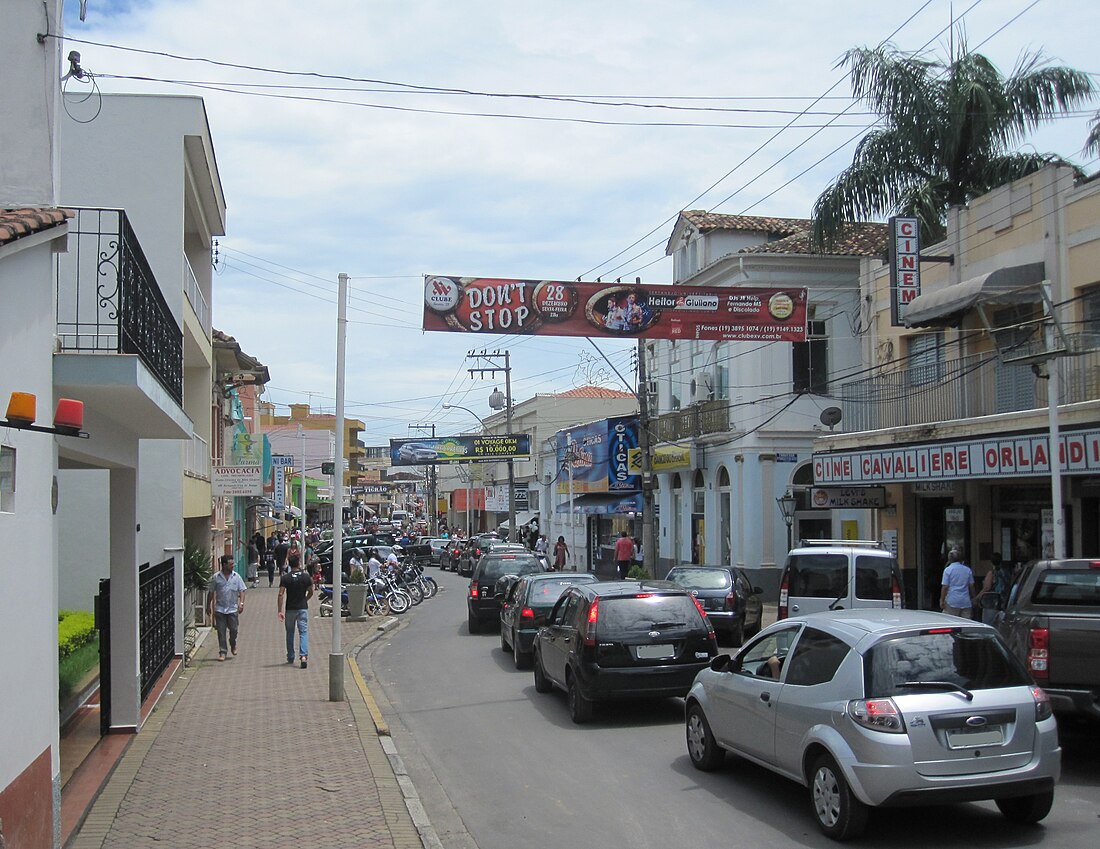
[939,549,976,618]
[207,554,247,661]
[246,539,260,588]
[614,530,635,579]
[278,553,314,668]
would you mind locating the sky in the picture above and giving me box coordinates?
[57,0,1100,446]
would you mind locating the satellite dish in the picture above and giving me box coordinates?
[819,407,842,430]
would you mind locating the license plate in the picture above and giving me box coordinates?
[637,644,674,659]
[705,599,723,610]
[945,727,1003,748]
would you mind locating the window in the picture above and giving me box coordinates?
[907,332,943,386]
[854,555,899,600]
[793,319,827,394]
[739,626,801,679]
[0,446,13,512]
[785,628,850,686]
[867,630,1030,696]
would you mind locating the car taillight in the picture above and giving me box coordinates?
[1028,627,1049,680]
[724,591,736,611]
[583,598,599,647]
[520,607,535,620]
[469,581,478,599]
[691,595,716,642]
[777,572,789,620]
[1031,686,1053,721]
[847,698,905,733]
[891,575,903,608]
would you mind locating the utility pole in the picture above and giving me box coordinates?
[637,339,656,577]
[408,422,437,534]
[469,350,517,543]
[330,272,348,703]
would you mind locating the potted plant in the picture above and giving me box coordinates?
[346,565,369,621]
[184,539,213,625]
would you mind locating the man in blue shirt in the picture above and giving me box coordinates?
[939,549,975,618]
[207,554,247,661]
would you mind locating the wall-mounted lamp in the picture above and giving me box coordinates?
[2,392,89,438]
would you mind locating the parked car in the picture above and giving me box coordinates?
[457,532,504,577]
[315,534,380,581]
[467,551,545,633]
[685,609,1060,840]
[499,572,599,668]
[402,537,449,567]
[665,566,763,646]
[778,539,904,620]
[993,557,1100,720]
[532,580,717,723]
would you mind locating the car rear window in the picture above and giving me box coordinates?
[854,555,897,600]
[666,568,732,591]
[529,577,594,605]
[596,594,704,639]
[786,554,847,598]
[1030,569,1100,605]
[478,556,541,582]
[865,629,1030,697]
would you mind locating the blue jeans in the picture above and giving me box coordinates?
[285,608,309,661]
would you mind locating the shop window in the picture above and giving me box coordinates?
[908,332,944,386]
[0,446,14,512]
[793,319,828,394]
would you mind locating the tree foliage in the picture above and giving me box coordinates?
[812,42,1095,248]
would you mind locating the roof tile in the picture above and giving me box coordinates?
[555,385,636,399]
[0,207,74,246]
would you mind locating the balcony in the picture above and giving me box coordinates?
[184,432,210,479]
[839,345,1100,433]
[652,398,730,442]
[184,255,211,336]
[56,208,183,405]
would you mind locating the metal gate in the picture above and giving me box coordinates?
[139,558,176,701]
[95,578,111,735]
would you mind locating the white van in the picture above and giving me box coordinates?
[390,510,410,528]
[777,539,904,619]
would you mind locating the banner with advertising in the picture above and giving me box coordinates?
[212,465,263,497]
[423,276,808,342]
[556,416,641,494]
[389,434,531,466]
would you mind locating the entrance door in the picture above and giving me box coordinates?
[918,497,950,609]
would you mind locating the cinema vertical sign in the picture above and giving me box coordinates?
[889,217,920,326]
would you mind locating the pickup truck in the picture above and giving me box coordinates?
[402,537,448,568]
[994,558,1100,720]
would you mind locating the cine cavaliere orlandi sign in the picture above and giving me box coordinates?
[422,276,809,342]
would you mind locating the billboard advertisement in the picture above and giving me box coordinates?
[423,276,808,342]
[389,434,531,466]
[555,416,641,494]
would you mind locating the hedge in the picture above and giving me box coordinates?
[58,610,97,660]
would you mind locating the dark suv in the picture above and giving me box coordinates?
[458,533,503,576]
[532,580,717,723]
[467,551,545,633]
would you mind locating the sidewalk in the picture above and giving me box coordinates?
[66,585,428,849]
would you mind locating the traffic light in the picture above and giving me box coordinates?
[321,461,335,475]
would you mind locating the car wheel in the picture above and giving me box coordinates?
[685,703,725,770]
[567,674,594,724]
[995,791,1054,824]
[468,610,480,634]
[533,652,552,693]
[513,635,531,670]
[810,753,868,841]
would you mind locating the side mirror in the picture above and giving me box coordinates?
[710,654,732,673]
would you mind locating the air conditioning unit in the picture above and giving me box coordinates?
[690,370,714,404]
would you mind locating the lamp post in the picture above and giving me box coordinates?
[488,381,515,544]
[776,490,797,552]
[443,403,488,536]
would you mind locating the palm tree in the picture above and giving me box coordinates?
[812,42,1094,248]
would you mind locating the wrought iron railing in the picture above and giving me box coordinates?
[839,347,1100,433]
[652,398,730,442]
[56,208,183,404]
[139,557,176,701]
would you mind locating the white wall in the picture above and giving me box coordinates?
[57,470,111,611]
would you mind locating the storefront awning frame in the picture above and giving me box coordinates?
[903,262,1046,328]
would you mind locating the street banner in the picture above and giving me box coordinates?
[390,434,531,466]
[212,465,263,497]
[423,276,808,342]
[555,416,641,494]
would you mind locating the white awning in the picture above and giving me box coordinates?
[904,262,1045,328]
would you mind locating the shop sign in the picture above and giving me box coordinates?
[652,441,691,472]
[811,487,886,508]
[913,481,956,495]
[212,465,262,496]
[556,417,641,493]
[271,454,296,467]
[813,427,1100,485]
[889,216,920,326]
[776,452,799,463]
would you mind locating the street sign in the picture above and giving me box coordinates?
[271,454,296,467]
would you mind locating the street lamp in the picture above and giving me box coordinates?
[776,490,797,551]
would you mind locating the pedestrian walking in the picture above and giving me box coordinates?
[207,554,247,661]
[534,534,548,556]
[264,550,276,587]
[614,530,635,579]
[277,553,313,668]
[246,540,260,588]
[939,549,976,618]
[553,535,569,570]
[273,534,290,574]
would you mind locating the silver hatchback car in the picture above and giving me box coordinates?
[685,609,1060,841]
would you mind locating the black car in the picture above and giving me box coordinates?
[315,534,377,581]
[440,539,466,572]
[457,533,504,577]
[664,566,763,646]
[499,572,599,668]
[533,580,718,723]
[467,551,545,633]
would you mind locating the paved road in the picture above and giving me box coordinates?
[360,568,1100,849]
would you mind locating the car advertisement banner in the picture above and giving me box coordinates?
[423,276,808,342]
[389,434,531,466]
[555,416,641,493]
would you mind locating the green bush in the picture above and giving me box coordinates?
[59,638,99,703]
[626,565,650,580]
[58,610,97,660]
